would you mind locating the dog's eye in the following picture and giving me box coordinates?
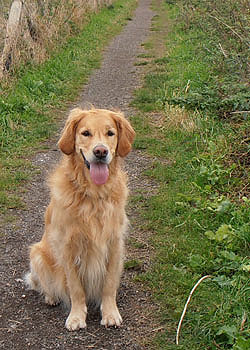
[107,130,115,136]
[82,130,91,137]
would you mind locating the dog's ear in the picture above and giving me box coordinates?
[58,108,85,155]
[112,112,135,157]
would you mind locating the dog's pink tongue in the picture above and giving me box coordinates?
[90,163,109,185]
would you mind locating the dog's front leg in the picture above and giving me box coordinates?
[64,255,87,331]
[101,237,123,327]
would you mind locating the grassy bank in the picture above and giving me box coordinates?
[131,0,249,349]
[0,1,111,73]
[0,0,136,214]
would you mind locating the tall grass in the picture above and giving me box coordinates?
[0,0,112,75]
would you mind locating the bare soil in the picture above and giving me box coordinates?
[0,0,163,348]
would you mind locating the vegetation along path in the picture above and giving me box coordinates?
[0,0,160,349]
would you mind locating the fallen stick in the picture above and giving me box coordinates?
[176,275,213,345]
[208,14,246,44]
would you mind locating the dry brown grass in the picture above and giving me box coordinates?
[149,105,198,133]
[163,104,198,132]
[0,0,112,76]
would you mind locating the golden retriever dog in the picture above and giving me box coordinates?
[25,108,135,331]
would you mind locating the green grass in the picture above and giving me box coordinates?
[133,1,249,117]
[0,0,137,213]
[130,0,250,349]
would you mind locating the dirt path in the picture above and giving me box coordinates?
[0,1,161,349]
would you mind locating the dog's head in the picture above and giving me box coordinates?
[58,108,135,185]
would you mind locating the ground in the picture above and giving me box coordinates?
[0,0,164,349]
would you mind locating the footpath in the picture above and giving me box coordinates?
[0,0,160,349]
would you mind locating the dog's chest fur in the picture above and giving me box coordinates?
[71,197,127,302]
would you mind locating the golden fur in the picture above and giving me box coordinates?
[25,108,135,330]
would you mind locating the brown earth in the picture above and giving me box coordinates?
[0,0,165,348]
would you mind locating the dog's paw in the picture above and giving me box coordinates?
[65,312,87,331]
[45,295,60,306]
[101,306,122,328]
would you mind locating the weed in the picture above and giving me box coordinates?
[134,61,149,66]
[124,259,143,271]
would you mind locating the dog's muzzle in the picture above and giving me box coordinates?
[80,148,110,186]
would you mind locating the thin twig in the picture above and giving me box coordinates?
[240,312,247,332]
[174,220,187,228]
[231,111,250,114]
[176,275,213,345]
[151,326,164,333]
[240,137,250,143]
[208,14,247,45]
[218,43,227,58]
[185,79,191,93]
[8,319,22,324]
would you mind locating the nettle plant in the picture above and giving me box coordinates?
[191,140,237,191]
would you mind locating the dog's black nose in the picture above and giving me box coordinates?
[93,145,108,159]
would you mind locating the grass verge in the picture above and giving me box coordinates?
[130,1,250,349]
[0,0,137,214]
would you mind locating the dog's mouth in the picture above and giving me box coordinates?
[80,149,109,185]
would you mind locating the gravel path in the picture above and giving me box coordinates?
[80,0,153,111]
[0,1,159,349]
